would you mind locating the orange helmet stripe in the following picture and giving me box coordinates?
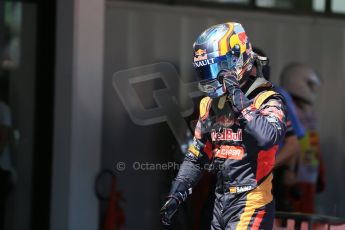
[218,23,234,56]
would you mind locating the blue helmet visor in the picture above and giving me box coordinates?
[193,53,239,81]
[194,53,239,97]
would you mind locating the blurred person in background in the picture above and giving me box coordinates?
[253,47,305,212]
[280,63,325,213]
[160,22,288,229]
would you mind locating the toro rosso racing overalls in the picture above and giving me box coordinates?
[175,83,287,230]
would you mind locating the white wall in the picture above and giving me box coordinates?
[104,1,345,224]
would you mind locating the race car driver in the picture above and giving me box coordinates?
[160,22,288,229]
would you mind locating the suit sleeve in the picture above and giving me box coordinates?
[174,117,213,189]
[241,95,288,149]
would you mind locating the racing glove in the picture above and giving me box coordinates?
[218,70,251,116]
[160,180,191,227]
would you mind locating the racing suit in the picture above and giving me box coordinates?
[170,80,287,229]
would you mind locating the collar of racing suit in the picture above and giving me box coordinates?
[241,75,273,98]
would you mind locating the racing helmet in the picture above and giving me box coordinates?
[193,22,254,98]
[280,63,321,105]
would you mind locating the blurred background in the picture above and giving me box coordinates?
[0,0,345,230]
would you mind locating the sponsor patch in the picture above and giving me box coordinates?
[211,128,242,142]
[194,49,207,62]
[229,185,253,193]
[193,58,215,68]
[215,145,244,160]
[229,187,237,193]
